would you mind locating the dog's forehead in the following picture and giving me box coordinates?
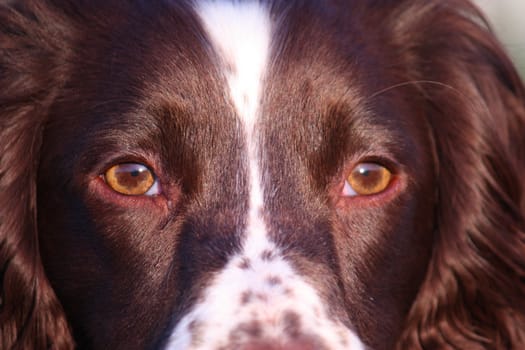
[186,1,352,249]
[195,0,272,262]
[196,1,271,119]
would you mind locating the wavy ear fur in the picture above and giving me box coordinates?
[0,1,74,348]
[2,1,524,349]
[391,1,525,349]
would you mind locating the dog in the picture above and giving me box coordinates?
[1,0,525,349]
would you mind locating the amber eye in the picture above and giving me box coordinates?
[104,163,158,196]
[343,163,393,196]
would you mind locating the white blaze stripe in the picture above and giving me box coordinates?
[165,2,366,349]
[165,253,366,349]
[196,1,271,259]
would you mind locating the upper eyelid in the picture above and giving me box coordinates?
[340,155,400,177]
[88,152,159,176]
[103,161,155,174]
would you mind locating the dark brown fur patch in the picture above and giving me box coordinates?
[266,275,282,286]
[238,257,252,270]
[260,249,275,262]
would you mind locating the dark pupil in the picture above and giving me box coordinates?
[359,168,370,177]
[356,167,380,188]
[116,167,147,188]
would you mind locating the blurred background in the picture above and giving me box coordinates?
[474,0,525,77]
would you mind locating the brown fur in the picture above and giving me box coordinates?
[1,1,524,349]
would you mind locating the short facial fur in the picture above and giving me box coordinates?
[1,1,524,349]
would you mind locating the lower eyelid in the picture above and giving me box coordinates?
[336,175,405,209]
[91,175,168,210]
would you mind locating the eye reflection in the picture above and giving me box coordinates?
[343,163,392,197]
[104,163,158,196]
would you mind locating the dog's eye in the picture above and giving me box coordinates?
[104,163,159,196]
[343,163,392,196]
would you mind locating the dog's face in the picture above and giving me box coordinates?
[35,2,437,349]
[1,1,525,349]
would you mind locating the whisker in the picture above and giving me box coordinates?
[367,79,490,119]
[368,80,461,100]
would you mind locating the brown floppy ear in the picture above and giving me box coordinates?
[0,1,74,348]
[390,1,525,349]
